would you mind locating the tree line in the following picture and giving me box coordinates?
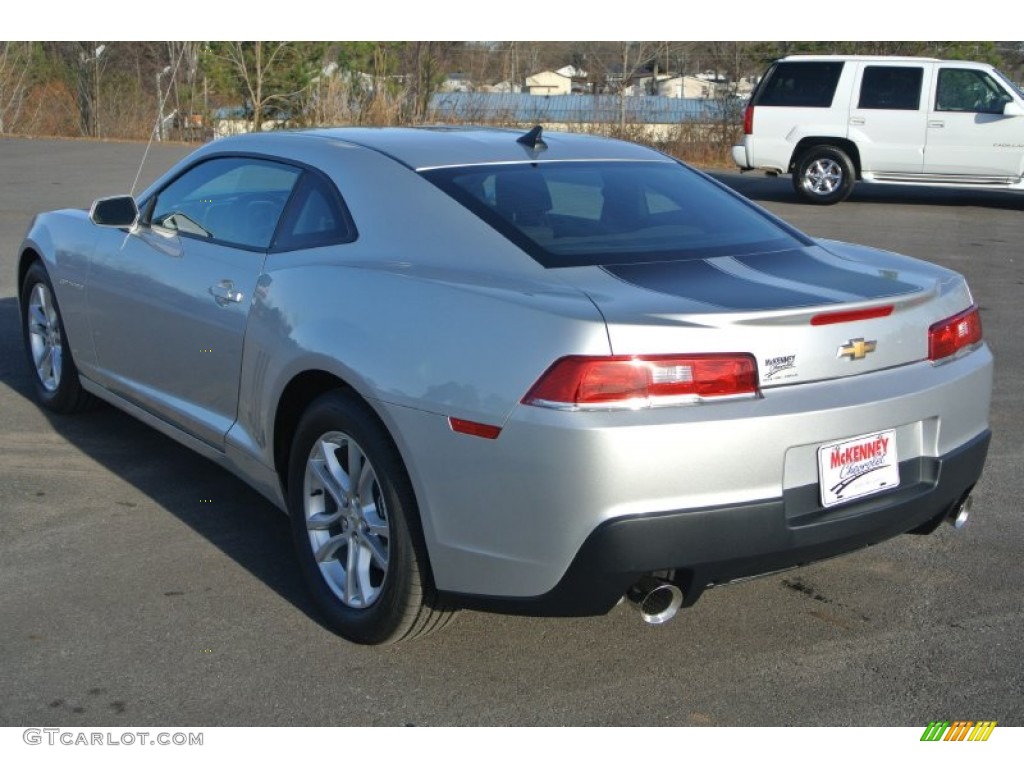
[1,41,1020,144]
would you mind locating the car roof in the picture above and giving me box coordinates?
[777,54,952,64]
[207,126,669,171]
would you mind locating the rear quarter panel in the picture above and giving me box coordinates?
[227,143,611,504]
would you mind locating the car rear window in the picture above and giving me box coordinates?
[754,61,844,108]
[422,161,809,268]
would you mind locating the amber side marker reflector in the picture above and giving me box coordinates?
[811,305,894,326]
[448,417,502,440]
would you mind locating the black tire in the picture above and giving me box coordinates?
[792,145,856,205]
[20,260,97,413]
[286,390,453,644]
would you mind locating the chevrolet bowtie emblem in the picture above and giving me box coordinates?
[838,338,877,361]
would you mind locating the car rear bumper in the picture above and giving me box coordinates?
[731,144,752,169]
[442,429,990,616]
[383,343,992,605]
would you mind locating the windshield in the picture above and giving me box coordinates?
[422,161,809,268]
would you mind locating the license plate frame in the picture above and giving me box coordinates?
[817,429,900,508]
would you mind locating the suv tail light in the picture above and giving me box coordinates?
[523,354,759,410]
[929,305,982,362]
[743,104,754,135]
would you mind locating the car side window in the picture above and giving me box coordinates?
[755,62,844,108]
[150,157,301,250]
[858,66,923,110]
[272,171,357,252]
[935,69,1011,113]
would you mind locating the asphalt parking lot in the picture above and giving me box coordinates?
[0,137,1021,727]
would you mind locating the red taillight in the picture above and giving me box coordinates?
[743,104,754,135]
[928,305,982,361]
[522,354,759,409]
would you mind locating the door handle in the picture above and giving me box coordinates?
[849,117,865,125]
[928,120,945,128]
[209,280,243,306]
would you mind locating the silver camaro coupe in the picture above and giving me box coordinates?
[18,126,992,644]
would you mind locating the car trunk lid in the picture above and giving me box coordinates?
[556,242,973,388]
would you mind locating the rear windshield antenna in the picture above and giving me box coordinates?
[517,125,547,150]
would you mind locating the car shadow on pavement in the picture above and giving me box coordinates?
[0,296,324,628]
[706,170,1024,211]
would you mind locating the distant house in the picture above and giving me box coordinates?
[478,81,520,94]
[211,106,288,138]
[654,75,718,99]
[316,63,394,95]
[524,70,572,96]
[555,65,590,93]
[599,63,656,94]
[211,106,248,137]
[734,77,757,97]
[555,65,588,79]
[440,73,474,93]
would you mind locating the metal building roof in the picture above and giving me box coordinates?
[427,93,740,125]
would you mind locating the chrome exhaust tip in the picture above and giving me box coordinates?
[625,575,684,625]
[949,494,973,530]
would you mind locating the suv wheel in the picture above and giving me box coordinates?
[793,146,855,205]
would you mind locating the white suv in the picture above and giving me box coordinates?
[732,55,1024,204]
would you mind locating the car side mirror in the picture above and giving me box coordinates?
[1002,101,1024,117]
[89,195,139,228]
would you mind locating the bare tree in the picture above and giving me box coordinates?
[402,42,457,121]
[308,43,409,127]
[158,42,206,140]
[216,42,285,131]
[205,42,324,132]
[0,42,32,134]
[43,42,110,137]
[580,42,658,133]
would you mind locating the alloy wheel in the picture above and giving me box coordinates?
[303,431,391,609]
[26,282,63,392]
[803,158,844,196]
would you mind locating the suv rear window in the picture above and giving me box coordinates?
[754,61,844,108]
[423,161,808,268]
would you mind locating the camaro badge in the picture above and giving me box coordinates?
[838,338,877,361]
